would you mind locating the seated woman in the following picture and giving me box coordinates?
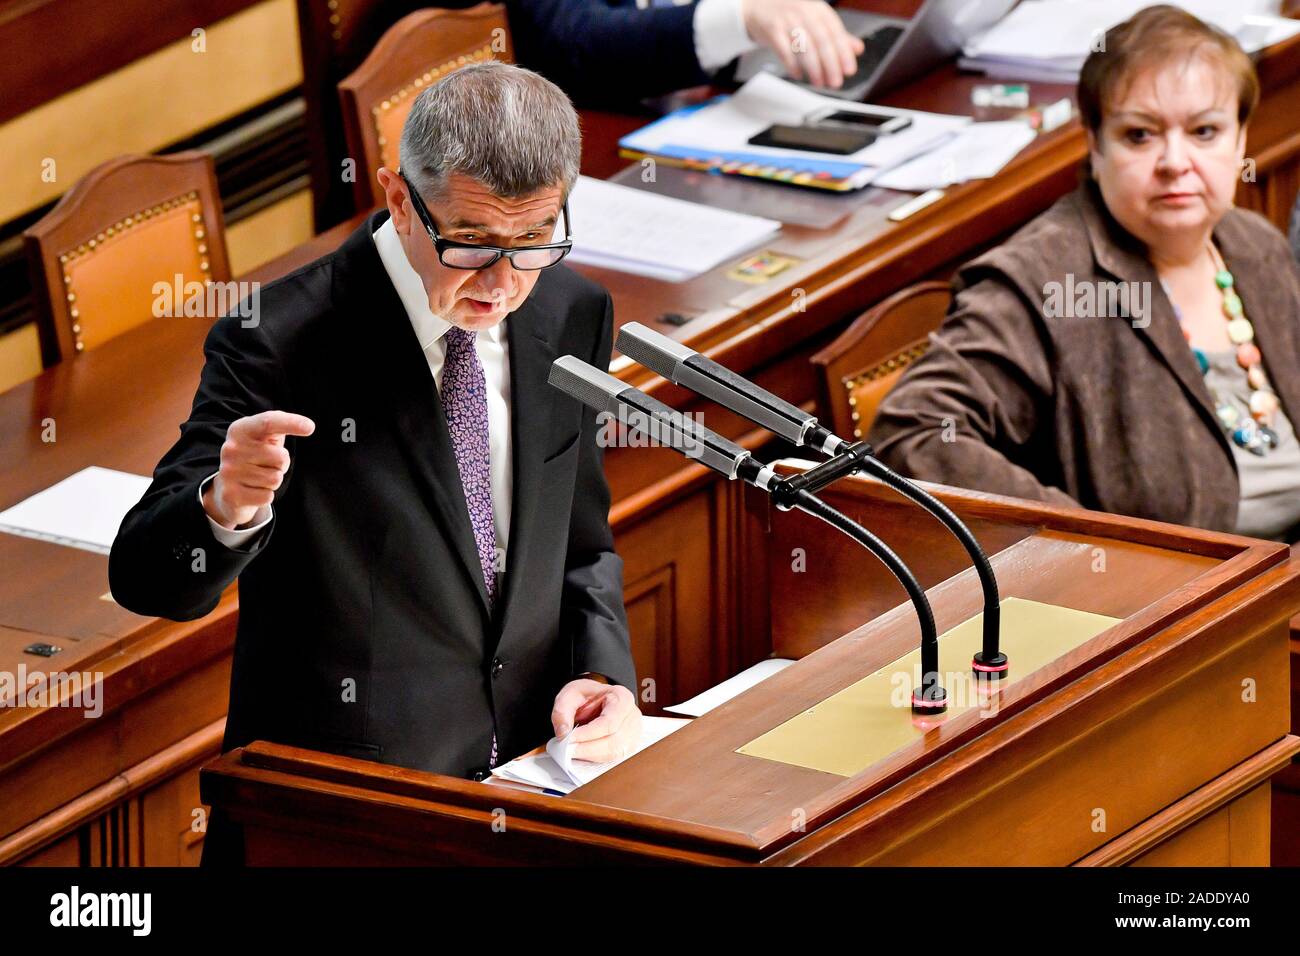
[868,4,1300,542]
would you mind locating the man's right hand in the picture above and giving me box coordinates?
[201,410,315,531]
[742,0,865,89]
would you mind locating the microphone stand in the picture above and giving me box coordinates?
[767,440,1005,692]
[855,456,1006,679]
[793,489,947,714]
[756,447,947,713]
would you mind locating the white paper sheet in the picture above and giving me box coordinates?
[961,1,1300,79]
[874,121,1039,191]
[565,175,781,281]
[489,715,689,793]
[0,466,151,555]
[664,658,796,717]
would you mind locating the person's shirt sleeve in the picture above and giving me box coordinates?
[198,471,273,551]
[693,0,757,72]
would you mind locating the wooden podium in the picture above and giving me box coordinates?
[201,464,1300,865]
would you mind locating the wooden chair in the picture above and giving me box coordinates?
[23,151,230,367]
[337,3,514,213]
[297,0,421,230]
[811,281,952,440]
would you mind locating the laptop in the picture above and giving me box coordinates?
[733,0,1017,101]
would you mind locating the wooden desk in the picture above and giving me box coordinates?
[6,27,1300,865]
[202,469,1300,865]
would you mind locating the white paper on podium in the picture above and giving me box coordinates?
[663,658,796,717]
[489,715,689,793]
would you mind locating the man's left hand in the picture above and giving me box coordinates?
[551,678,641,763]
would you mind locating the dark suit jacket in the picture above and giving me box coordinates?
[108,211,635,860]
[507,0,712,106]
[868,180,1300,534]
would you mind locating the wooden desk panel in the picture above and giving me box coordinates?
[574,481,1286,850]
[199,473,1300,865]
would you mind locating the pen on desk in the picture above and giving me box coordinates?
[888,189,946,222]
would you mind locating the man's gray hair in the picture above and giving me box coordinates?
[399,61,581,204]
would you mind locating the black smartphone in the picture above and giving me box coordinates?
[748,123,876,155]
[812,109,912,135]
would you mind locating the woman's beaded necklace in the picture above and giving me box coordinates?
[1160,241,1280,456]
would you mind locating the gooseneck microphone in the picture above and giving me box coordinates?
[615,322,1006,681]
[548,355,777,487]
[617,322,849,457]
[548,355,947,713]
[857,457,1006,677]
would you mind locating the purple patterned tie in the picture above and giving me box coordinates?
[440,326,500,768]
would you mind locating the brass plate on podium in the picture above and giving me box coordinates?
[736,597,1120,777]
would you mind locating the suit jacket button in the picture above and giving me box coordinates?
[471,770,489,782]
[491,658,506,678]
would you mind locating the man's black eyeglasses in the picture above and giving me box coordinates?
[399,170,573,271]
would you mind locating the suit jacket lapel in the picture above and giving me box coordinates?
[496,296,560,641]
[342,213,492,617]
[1076,184,1229,454]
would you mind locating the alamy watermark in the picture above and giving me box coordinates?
[1,665,103,718]
[595,407,706,457]
[152,274,260,327]
[1042,274,1151,328]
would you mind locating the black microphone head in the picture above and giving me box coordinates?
[616,322,693,379]
[547,355,626,414]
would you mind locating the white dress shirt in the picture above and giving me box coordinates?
[203,217,514,558]
[692,0,757,73]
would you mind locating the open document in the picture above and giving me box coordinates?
[565,175,781,281]
[489,715,689,793]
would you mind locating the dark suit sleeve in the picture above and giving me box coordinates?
[564,292,636,693]
[507,0,709,107]
[867,274,1080,508]
[108,312,291,621]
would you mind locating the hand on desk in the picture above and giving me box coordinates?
[742,0,865,89]
[201,410,316,531]
[551,678,642,763]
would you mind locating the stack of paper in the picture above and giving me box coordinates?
[566,175,781,281]
[489,715,689,793]
[960,1,1300,83]
[0,466,150,555]
[618,73,970,192]
[873,120,1039,191]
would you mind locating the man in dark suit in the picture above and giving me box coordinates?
[108,62,640,864]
